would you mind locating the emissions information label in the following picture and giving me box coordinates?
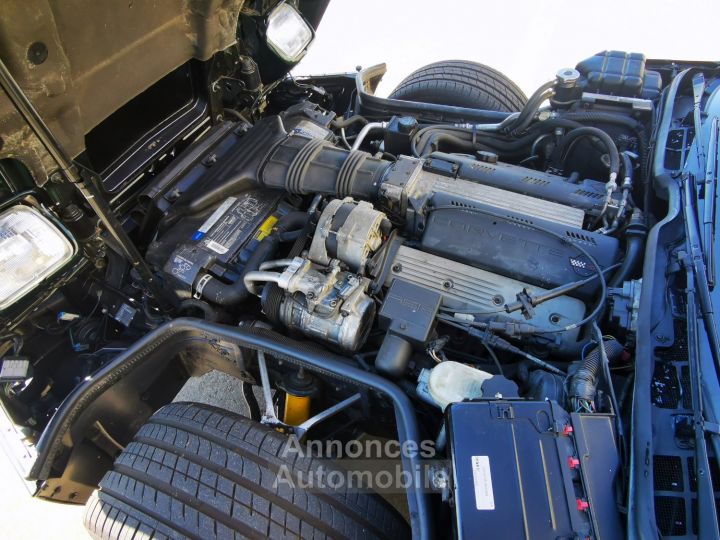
[198,195,268,255]
[193,197,237,241]
[471,455,495,510]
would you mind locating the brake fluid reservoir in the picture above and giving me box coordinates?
[417,361,493,410]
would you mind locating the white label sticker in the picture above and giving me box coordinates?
[0,359,29,380]
[471,455,495,510]
[205,240,229,254]
[198,197,237,234]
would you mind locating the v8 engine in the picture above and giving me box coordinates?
[143,102,632,372]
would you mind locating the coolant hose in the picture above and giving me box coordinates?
[424,132,477,155]
[31,318,432,539]
[502,80,555,135]
[551,126,621,183]
[414,117,584,158]
[563,112,649,198]
[199,212,307,305]
[609,208,648,287]
[563,111,647,140]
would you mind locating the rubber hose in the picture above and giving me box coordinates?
[178,298,219,321]
[287,194,322,258]
[563,111,646,134]
[568,337,624,402]
[417,118,584,157]
[551,126,620,180]
[30,318,432,538]
[620,152,634,184]
[423,132,476,155]
[609,209,648,287]
[200,212,307,306]
[563,111,649,192]
[331,115,368,129]
[503,80,555,135]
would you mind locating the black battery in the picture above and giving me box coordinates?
[446,400,622,540]
[146,189,282,293]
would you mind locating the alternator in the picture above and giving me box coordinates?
[308,198,389,273]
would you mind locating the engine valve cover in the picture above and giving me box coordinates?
[387,246,585,352]
[420,204,619,298]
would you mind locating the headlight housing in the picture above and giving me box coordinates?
[0,205,75,310]
[265,2,313,63]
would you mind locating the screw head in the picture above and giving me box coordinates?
[49,171,64,183]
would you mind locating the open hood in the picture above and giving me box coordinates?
[0,0,327,185]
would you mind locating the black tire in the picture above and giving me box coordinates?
[389,59,527,112]
[83,402,409,540]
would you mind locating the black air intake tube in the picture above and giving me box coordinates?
[260,134,391,199]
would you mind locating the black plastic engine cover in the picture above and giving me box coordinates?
[426,152,613,218]
[420,205,619,298]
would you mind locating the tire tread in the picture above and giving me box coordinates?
[83,402,408,540]
[389,59,526,112]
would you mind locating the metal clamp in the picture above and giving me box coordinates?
[193,274,213,299]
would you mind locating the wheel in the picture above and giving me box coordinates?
[389,59,527,112]
[83,402,409,540]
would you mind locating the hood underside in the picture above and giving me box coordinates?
[0,0,250,184]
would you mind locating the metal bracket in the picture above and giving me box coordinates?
[514,288,536,320]
[294,393,362,442]
[256,348,363,440]
[257,350,285,428]
[581,92,653,112]
[702,421,720,436]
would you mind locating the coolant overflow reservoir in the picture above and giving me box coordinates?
[417,361,493,410]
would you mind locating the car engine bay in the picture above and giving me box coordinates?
[2,41,718,539]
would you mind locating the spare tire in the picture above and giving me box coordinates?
[83,402,409,539]
[389,60,527,112]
